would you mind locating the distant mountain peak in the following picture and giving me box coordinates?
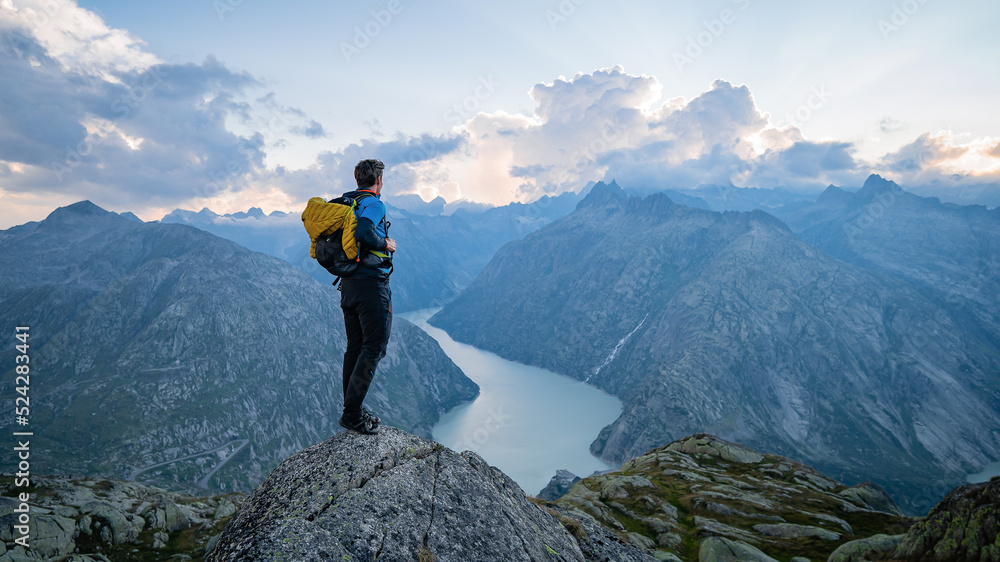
[816,184,851,203]
[231,207,266,219]
[577,180,627,209]
[50,200,110,217]
[858,174,902,199]
[42,200,119,227]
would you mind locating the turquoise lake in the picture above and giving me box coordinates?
[401,309,622,497]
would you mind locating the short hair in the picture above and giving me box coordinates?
[354,159,385,189]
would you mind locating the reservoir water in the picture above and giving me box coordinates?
[968,462,1000,483]
[402,308,622,497]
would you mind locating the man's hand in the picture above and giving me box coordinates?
[385,238,397,253]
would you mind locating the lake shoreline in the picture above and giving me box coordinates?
[401,308,623,496]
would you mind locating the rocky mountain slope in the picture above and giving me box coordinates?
[0,475,245,561]
[0,202,477,494]
[430,181,1000,514]
[774,174,1000,347]
[160,188,586,312]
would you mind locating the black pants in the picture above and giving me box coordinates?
[340,278,392,419]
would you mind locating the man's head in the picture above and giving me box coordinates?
[354,159,385,191]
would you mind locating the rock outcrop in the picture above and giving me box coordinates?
[539,469,583,501]
[207,426,653,561]
[553,434,915,561]
[0,475,244,560]
[888,477,1000,561]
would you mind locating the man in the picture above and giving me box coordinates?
[338,159,396,434]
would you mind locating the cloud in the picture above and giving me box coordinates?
[251,92,328,140]
[741,141,865,190]
[529,65,661,125]
[879,117,906,133]
[0,0,328,216]
[990,142,1000,159]
[396,69,864,202]
[651,80,768,161]
[264,133,466,201]
[0,0,159,81]
[881,132,969,173]
[1,2,997,226]
[873,132,1000,205]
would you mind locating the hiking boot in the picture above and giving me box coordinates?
[362,406,381,426]
[339,414,381,435]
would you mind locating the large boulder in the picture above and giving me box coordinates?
[207,427,601,561]
[666,434,764,464]
[827,533,904,561]
[836,482,902,516]
[78,501,143,545]
[698,536,778,562]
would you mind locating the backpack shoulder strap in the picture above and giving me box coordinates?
[352,191,375,204]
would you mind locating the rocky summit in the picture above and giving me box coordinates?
[207,426,655,562]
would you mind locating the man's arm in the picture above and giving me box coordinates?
[355,217,389,252]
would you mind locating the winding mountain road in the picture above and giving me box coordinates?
[128,439,249,489]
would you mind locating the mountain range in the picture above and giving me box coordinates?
[0,201,477,494]
[430,178,1000,514]
[774,174,1000,346]
[160,187,588,312]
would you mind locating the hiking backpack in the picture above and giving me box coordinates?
[314,192,374,280]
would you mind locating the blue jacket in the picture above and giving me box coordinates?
[343,189,392,280]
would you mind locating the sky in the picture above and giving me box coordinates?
[1,0,999,227]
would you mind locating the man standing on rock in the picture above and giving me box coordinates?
[338,159,395,434]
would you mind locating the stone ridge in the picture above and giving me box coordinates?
[208,427,645,561]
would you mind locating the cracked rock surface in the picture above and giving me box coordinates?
[207,427,591,561]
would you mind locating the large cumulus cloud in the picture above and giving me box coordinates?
[393,68,870,204]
